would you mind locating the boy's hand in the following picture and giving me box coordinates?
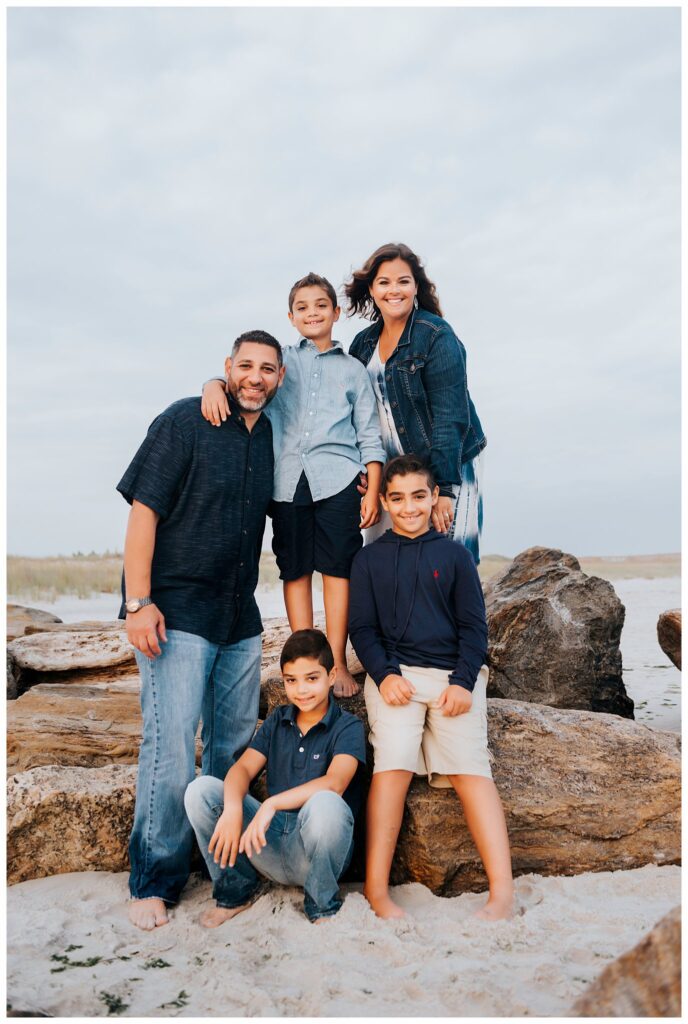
[380,674,416,705]
[437,684,472,716]
[239,800,276,858]
[360,491,381,529]
[208,803,244,869]
[126,604,167,659]
[432,495,454,534]
[356,472,369,497]
[201,379,230,427]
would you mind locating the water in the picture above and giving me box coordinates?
[9,578,680,731]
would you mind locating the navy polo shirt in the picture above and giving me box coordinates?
[117,396,274,645]
[249,695,367,817]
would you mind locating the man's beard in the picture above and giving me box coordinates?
[226,378,279,413]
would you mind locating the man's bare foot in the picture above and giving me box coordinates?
[474,888,515,921]
[364,889,406,919]
[128,898,169,931]
[199,904,249,928]
[333,666,359,698]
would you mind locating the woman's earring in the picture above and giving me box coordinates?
[413,295,419,310]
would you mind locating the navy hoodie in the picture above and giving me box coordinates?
[348,529,487,692]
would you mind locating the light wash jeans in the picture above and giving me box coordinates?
[184,776,354,920]
[129,629,262,905]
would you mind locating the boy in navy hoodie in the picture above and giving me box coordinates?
[349,455,513,921]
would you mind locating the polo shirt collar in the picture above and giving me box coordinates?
[282,691,341,731]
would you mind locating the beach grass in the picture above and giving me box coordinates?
[6,550,680,601]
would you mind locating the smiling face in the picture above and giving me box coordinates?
[224,341,285,414]
[281,656,335,717]
[369,258,418,323]
[288,285,340,343]
[381,471,439,538]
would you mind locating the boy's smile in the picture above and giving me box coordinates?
[289,285,340,347]
[381,472,439,538]
[281,657,335,723]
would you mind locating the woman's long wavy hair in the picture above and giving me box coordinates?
[344,242,443,321]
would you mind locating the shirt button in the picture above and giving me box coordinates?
[299,747,304,753]
[386,373,391,380]
[311,392,316,396]
[305,432,310,437]
[399,426,406,434]
[392,401,398,408]
[309,411,314,415]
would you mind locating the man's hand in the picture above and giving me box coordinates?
[437,684,472,716]
[208,803,244,869]
[360,490,381,529]
[201,379,230,427]
[126,603,167,659]
[431,495,454,534]
[380,673,416,706]
[239,801,276,858]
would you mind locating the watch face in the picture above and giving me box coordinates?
[126,599,140,613]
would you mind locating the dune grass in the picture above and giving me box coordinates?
[6,550,679,602]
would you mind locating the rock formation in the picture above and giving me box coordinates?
[572,905,680,1017]
[6,604,62,642]
[391,700,679,894]
[7,764,138,884]
[8,699,679,889]
[7,628,135,676]
[484,547,633,717]
[657,609,681,670]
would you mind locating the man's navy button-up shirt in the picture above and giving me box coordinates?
[249,695,367,817]
[117,396,273,645]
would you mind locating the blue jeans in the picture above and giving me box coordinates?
[184,776,354,920]
[129,629,262,905]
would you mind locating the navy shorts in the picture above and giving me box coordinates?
[270,472,363,581]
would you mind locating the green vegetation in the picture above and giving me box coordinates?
[99,992,129,1015]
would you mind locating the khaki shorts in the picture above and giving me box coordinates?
[364,664,492,787]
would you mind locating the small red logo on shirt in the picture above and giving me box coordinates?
[433,569,440,578]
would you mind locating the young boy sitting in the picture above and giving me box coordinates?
[200,273,385,697]
[184,628,366,925]
[348,454,514,922]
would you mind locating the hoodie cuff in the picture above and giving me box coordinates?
[372,663,402,687]
[448,670,476,693]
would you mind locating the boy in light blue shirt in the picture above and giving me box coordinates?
[202,273,385,697]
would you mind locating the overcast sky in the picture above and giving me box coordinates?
[7,6,681,558]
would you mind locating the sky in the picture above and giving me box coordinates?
[7,6,681,558]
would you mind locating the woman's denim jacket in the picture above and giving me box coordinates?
[348,309,486,496]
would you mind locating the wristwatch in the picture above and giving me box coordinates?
[125,597,153,614]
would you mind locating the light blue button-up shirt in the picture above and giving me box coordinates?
[267,338,385,503]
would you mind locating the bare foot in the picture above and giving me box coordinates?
[128,898,169,931]
[333,666,360,698]
[364,888,406,920]
[474,888,515,921]
[199,904,250,928]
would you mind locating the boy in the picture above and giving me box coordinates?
[201,274,385,698]
[184,629,366,925]
[348,454,514,921]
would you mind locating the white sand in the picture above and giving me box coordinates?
[6,864,680,1017]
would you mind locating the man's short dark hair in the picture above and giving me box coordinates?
[288,273,339,312]
[280,628,335,672]
[231,330,283,367]
[381,454,437,495]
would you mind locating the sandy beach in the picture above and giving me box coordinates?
[7,864,680,1017]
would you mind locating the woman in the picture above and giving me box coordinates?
[345,242,486,562]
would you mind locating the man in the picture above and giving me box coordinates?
[117,330,284,931]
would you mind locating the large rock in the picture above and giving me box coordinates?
[391,700,679,895]
[657,609,681,670]
[6,604,62,641]
[8,700,679,890]
[7,652,21,701]
[572,906,681,1017]
[7,679,204,775]
[7,627,135,675]
[484,547,633,717]
[7,764,137,884]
